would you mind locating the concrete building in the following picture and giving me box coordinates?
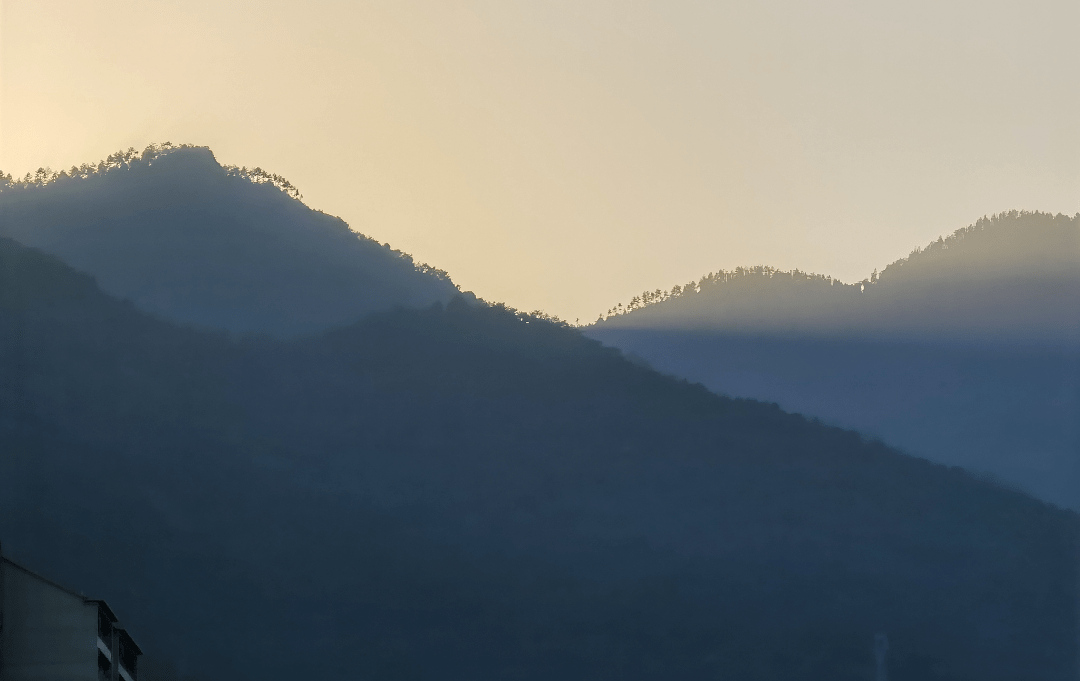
[0,546,140,681]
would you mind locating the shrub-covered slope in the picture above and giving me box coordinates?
[0,237,1077,681]
[0,145,461,338]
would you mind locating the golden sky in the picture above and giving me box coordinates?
[2,0,1077,322]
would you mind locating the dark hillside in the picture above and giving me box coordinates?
[0,145,461,338]
[0,237,1077,680]
[589,211,1080,510]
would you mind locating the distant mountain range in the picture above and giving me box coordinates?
[0,144,461,338]
[593,211,1079,343]
[589,211,1080,510]
[1,196,1077,681]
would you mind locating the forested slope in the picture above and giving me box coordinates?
[589,212,1080,510]
[1,236,1076,681]
[0,145,461,338]
[595,211,1080,343]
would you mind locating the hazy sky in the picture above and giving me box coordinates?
[2,1,1077,322]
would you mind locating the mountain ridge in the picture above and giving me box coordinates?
[588,211,1080,510]
[0,144,462,338]
[0,233,1076,680]
[593,211,1080,345]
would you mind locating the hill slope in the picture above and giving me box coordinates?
[594,211,1080,343]
[1,236,1077,681]
[588,211,1080,510]
[0,145,461,338]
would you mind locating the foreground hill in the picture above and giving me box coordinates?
[589,211,1080,510]
[1,236,1076,681]
[0,145,461,338]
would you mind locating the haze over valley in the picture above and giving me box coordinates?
[590,211,1080,510]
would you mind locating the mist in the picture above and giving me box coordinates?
[589,212,1080,510]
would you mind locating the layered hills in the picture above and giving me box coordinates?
[0,233,1077,680]
[588,211,1080,510]
[0,145,461,338]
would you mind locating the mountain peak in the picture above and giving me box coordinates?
[0,144,461,338]
[594,211,1080,344]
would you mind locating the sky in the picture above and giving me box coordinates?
[1,0,1077,323]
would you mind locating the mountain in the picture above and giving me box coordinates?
[0,145,461,338]
[1,235,1077,680]
[588,211,1080,510]
[594,211,1080,343]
